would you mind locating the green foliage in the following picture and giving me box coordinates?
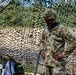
[0,4,24,28]
[22,63,35,72]
[0,3,45,28]
[0,2,76,28]
[53,2,76,28]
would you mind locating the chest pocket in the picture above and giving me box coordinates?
[48,29,65,54]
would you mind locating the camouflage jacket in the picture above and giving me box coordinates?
[40,22,76,67]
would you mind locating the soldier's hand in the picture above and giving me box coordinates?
[54,54,64,61]
[40,50,45,59]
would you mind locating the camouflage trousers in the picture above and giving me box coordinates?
[44,58,67,75]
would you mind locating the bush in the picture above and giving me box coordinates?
[0,2,76,28]
[53,2,76,28]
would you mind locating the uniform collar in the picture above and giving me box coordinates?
[48,22,59,32]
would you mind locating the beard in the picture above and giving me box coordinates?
[47,22,59,31]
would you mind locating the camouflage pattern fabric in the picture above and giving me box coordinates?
[40,22,76,74]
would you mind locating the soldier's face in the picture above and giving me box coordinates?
[46,17,55,26]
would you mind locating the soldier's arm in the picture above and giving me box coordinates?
[64,43,76,57]
[62,27,76,57]
[40,30,47,59]
[61,27,76,43]
[40,30,47,50]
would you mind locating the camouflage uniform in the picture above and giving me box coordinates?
[40,9,76,75]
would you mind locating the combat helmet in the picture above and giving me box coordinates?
[43,8,57,20]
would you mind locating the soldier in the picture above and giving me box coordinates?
[40,8,76,75]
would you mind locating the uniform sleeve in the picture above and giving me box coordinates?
[40,30,46,50]
[61,27,76,56]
